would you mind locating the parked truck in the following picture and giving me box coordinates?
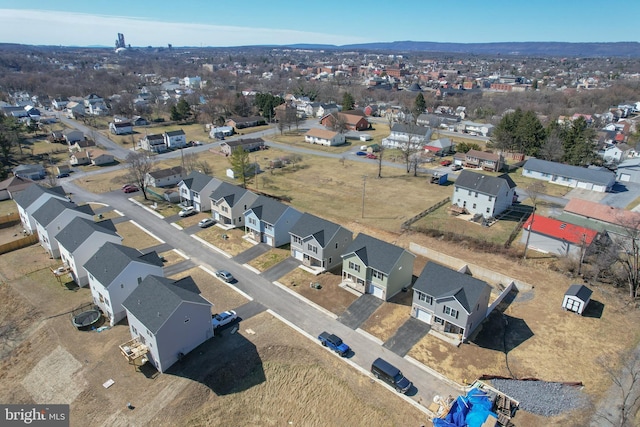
[430,172,448,185]
[318,331,350,357]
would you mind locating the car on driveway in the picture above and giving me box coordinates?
[215,270,234,282]
[440,159,452,166]
[355,151,367,156]
[211,310,237,329]
[198,218,215,228]
[451,164,462,171]
[366,153,378,159]
[123,185,139,193]
[178,206,195,217]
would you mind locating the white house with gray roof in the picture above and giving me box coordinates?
[289,213,353,272]
[243,195,303,247]
[341,233,415,300]
[84,242,164,326]
[55,218,122,287]
[145,166,186,188]
[382,123,433,149]
[32,198,94,258]
[452,170,517,218]
[209,182,259,228]
[178,171,222,212]
[164,129,187,149]
[13,183,68,233]
[522,158,616,192]
[411,262,491,342]
[122,275,213,373]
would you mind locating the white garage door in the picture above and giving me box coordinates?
[620,173,631,182]
[265,235,273,246]
[577,181,589,189]
[370,285,384,299]
[292,250,303,260]
[416,309,432,324]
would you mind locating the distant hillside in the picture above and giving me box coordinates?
[287,41,640,57]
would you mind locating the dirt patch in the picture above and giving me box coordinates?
[361,289,414,342]
[279,269,358,315]
[22,345,86,403]
[115,220,162,250]
[196,227,253,256]
[159,249,187,267]
[0,222,28,245]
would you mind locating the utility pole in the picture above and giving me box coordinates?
[361,175,367,218]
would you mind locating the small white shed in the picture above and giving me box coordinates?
[562,284,592,315]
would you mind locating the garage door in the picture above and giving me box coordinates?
[416,309,432,324]
[620,173,631,182]
[370,285,384,299]
[265,235,273,246]
[577,181,589,189]
[292,250,303,260]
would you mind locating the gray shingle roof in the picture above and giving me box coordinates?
[165,129,185,137]
[32,198,94,227]
[209,182,252,207]
[390,123,431,135]
[121,275,211,334]
[341,233,414,274]
[565,284,592,302]
[289,212,346,247]
[148,166,184,179]
[524,158,615,186]
[454,170,516,196]
[180,171,220,193]
[55,217,119,253]
[246,195,290,225]
[13,183,66,209]
[413,262,490,313]
[83,242,163,286]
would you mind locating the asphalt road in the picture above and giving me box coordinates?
[64,180,463,413]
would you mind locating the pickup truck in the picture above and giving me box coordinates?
[318,331,350,357]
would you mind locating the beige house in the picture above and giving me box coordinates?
[304,128,345,146]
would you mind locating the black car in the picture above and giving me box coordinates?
[56,173,70,178]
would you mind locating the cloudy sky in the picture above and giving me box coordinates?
[0,1,638,47]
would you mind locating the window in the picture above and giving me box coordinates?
[184,318,190,323]
[372,270,385,280]
[434,317,444,325]
[443,305,459,318]
[121,283,124,289]
[455,188,459,192]
[418,292,432,304]
[131,325,138,335]
[468,190,472,196]
[486,207,490,213]
[472,203,476,209]
[307,244,317,254]
[137,277,142,284]
[293,236,302,244]
[349,261,361,272]
[475,192,478,198]
[488,196,492,202]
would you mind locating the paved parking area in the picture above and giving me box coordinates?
[260,257,301,282]
[383,317,431,357]
[338,294,383,329]
[163,259,197,276]
[232,243,271,264]
[234,300,267,322]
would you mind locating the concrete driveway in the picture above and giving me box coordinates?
[338,294,383,329]
[232,243,271,264]
[601,182,640,208]
[260,257,301,282]
[383,317,431,357]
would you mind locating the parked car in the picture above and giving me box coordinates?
[198,218,215,228]
[215,270,234,282]
[355,151,367,156]
[371,357,412,394]
[318,332,350,357]
[56,172,70,178]
[178,206,195,217]
[440,159,452,166]
[211,310,237,329]
[123,185,139,193]
[366,153,378,159]
[451,164,462,171]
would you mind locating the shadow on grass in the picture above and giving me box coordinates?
[472,311,534,353]
[582,299,604,319]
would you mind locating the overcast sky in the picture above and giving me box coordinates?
[0,2,638,47]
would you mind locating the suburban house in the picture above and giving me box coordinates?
[145,166,186,188]
[13,184,68,233]
[411,262,491,343]
[84,93,104,108]
[12,164,45,180]
[131,116,148,126]
[89,149,115,166]
[210,182,259,228]
[0,176,34,201]
[341,233,415,301]
[164,129,187,149]
[109,121,133,135]
[209,125,234,139]
[243,195,303,247]
[289,213,353,272]
[140,134,167,153]
[85,242,164,326]
[320,111,370,131]
[616,157,640,184]
[178,171,222,212]
[416,112,461,129]
[220,138,265,156]
[65,101,85,118]
[562,284,592,315]
[598,143,631,163]
[121,275,213,373]
[454,150,503,172]
[452,170,517,218]
[521,214,599,257]
[70,151,91,166]
[558,198,640,239]
[316,103,339,118]
[55,217,122,287]
[32,198,94,258]
[381,123,433,149]
[304,128,345,146]
[456,120,495,137]
[226,116,266,129]
[63,129,84,145]
[424,137,453,155]
[51,98,69,110]
[522,158,616,193]
[68,138,96,153]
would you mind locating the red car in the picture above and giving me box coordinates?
[366,153,378,159]
[123,185,139,193]
[440,159,452,166]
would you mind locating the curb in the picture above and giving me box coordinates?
[272,281,337,319]
[191,235,232,258]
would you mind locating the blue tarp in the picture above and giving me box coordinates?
[432,387,498,427]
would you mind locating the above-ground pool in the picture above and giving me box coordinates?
[72,309,101,329]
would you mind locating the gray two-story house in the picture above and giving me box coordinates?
[411,262,491,342]
[289,213,353,273]
[452,170,517,218]
[178,171,222,212]
[209,182,258,228]
[243,195,303,247]
[341,233,415,301]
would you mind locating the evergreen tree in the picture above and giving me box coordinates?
[414,93,426,116]
[342,92,355,111]
[228,148,252,188]
[561,117,597,166]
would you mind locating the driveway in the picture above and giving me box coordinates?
[232,243,271,264]
[338,294,384,329]
[383,317,431,357]
[163,259,197,277]
[600,182,640,208]
[260,257,301,282]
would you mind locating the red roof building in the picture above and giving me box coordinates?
[521,214,598,257]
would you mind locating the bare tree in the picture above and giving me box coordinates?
[523,181,546,259]
[125,151,155,200]
[612,213,640,299]
[376,145,385,179]
[596,349,640,427]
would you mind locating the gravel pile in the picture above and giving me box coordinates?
[490,379,589,417]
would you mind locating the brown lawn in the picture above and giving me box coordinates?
[278,269,358,315]
[248,247,290,271]
[360,289,414,342]
[158,249,187,267]
[114,220,162,250]
[195,227,253,257]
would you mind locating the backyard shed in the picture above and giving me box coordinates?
[562,284,592,315]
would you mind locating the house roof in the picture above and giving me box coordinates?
[13,183,66,209]
[246,195,294,225]
[112,121,132,128]
[523,158,615,186]
[122,275,211,334]
[341,233,414,274]
[55,217,119,253]
[180,171,221,193]
[412,262,490,313]
[563,198,640,228]
[425,138,452,150]
[32,198,93,227]
[465,149,501,162]
[209,181,252,207]
[0,176,34,193]
[224,137,265,148]
[289,212,349,247]
[523,214,598,245]
[454,170,516,195]
[145,133,165,141]
[165,129,185,137]
[565,284,592,302]
[305,128,339,139]
[83,242,163,286]
[390,123,431,135]
[148,166,185,179]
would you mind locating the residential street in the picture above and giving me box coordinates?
[64,180,463,412]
